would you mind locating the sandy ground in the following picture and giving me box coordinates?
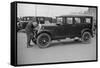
[17,32,97,65]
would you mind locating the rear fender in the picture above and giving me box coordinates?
[81,28,93,37]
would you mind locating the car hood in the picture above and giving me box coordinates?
[41,23,57,27]
[38,23,58,31]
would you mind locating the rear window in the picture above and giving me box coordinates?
[85,18,91,23]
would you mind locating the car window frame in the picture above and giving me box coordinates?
[74,17,81,24]
[66,17,73,24]
[85,17,91,24]
[56,17,64,25]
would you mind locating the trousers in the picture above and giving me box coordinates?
[26,32,34,46]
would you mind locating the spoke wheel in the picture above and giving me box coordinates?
[36,33,51,48]
[81,32,91,43]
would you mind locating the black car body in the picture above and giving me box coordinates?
[33,15,94,48]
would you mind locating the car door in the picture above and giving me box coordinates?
[54,17,66,38]
[55,24,66,38]
[72,17,84,37]
[64,17,75,37]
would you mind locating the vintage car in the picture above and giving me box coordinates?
[32,15,94,48]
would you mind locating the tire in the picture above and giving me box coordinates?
[74,39,80,42]
[36,33,51,48]
[81,32,91,43]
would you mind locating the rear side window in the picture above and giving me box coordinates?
[75,18,81,24]
[85,18,91,23]
[66,18,73,24]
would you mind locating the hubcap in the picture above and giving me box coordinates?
[39,36,49,46]
[83,33,90,41]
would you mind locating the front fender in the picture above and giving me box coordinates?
[37,29,52,36]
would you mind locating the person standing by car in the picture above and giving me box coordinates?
[25,18,38,48]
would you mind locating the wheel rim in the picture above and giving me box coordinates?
[83,33,90,41]
[38,35,50,46]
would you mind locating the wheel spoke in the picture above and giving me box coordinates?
[39,36,49,46]
[82,32,91,42]
[37,33,51,48]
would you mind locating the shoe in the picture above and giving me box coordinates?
[27,45,33,48]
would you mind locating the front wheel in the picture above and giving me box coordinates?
[81,32,91,43]
[36,33,51,48]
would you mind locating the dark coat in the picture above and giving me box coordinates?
[25,22,35,34]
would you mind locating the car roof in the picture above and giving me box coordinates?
[57,14,93,18]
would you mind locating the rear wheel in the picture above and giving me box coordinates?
[81,32,91,43]
[36,33,51,48]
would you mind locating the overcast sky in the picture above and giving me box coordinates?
[17,3,88,17]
